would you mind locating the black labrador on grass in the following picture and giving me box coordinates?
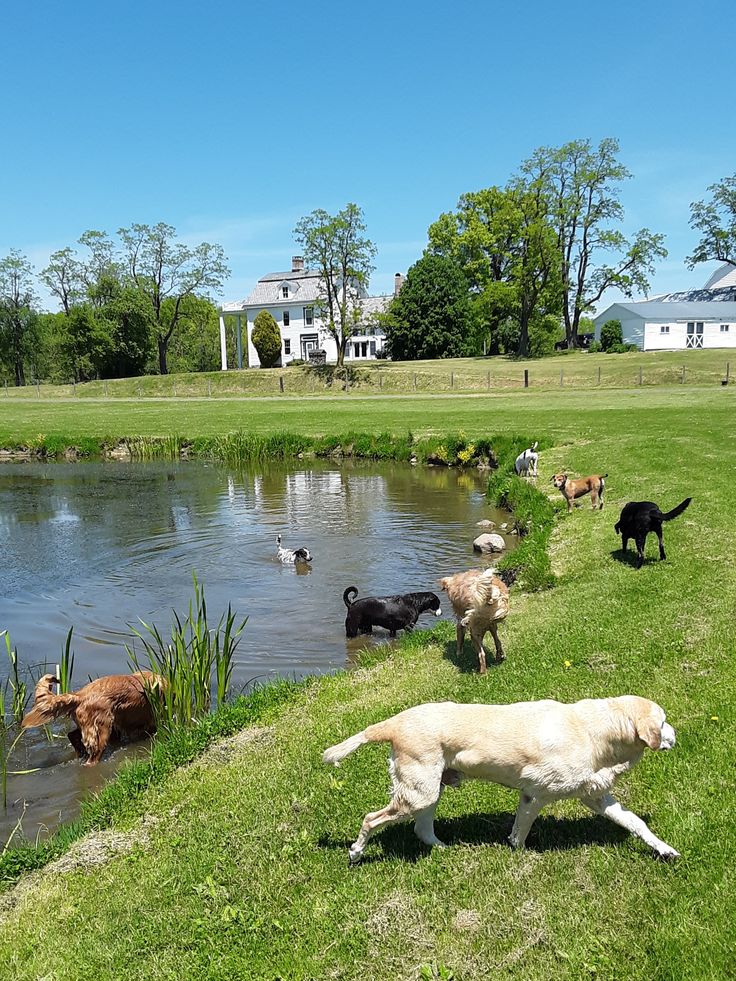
[614,497,691,568]
[343,587,442,638]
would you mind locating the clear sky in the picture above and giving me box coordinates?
[1,0,734,310]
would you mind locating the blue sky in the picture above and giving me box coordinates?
[1,0,734,310]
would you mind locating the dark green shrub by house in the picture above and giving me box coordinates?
[600,318,623,351]
[252,310,281,367]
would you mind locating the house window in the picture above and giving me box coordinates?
[369,340,376,356]
[721,324,730,333]
[282,285,289,298]
[284,339,291,355]
[304,306,314,326]
[660,325,670,334]
[353,341,368,358]
[283,311,290,326]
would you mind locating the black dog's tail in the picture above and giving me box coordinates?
[495,567,518,588]
[660,497,692,522]
[343,586,358,608]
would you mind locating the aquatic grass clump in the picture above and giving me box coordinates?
[127,435,186,460]
[0,632,38,812]
[126,575,246,730]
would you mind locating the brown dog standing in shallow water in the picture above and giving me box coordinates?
[552,472,607,512]
[22,672,164,765]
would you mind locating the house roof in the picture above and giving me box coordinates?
[221,269,394,319]
[595,301,736,322]
[646,286,736,303]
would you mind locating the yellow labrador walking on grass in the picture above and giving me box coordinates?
[323,695,679,863]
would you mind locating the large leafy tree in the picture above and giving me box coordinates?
[294,204,376,367]
[0,251,39,386]
[118,222,229,374]
[164,295,221,373]
[429,180,561,357]
[687,173,736,270]
[522,138,667,348]
[382,254,475,361]
[428,187,519,354]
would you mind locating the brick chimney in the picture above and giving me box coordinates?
[292,255,304,272]
[394,272,404,296]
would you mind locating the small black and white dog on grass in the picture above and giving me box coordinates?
[343,587,442,638]
[276,534,312,564]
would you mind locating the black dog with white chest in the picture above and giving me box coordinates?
[343,587,442,638]
[614,497,691,568]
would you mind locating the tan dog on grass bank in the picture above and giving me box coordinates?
[323,696,679,863]
[22,672,164,765]
[552,472,607,512]
[439,568,515,673]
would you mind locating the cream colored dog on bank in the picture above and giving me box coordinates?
[323,695,679,862]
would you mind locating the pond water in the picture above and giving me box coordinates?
[0,458,513,840]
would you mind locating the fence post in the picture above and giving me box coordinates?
[138,382,142,398]
[173,380,177,397]
[4,380,7,397]
[681,366,686,384]
[487,370,490,391]
[207,378,212,398]
[639,366,643,386]
[524,369,529,389]
[726,361,730,384]
[104,380,108,397]
[450,371,454,389]
[413,373,417,390]
[73,379,76,396]
[379,370,382,390]
[36,379,40,398]
[597,365,601,386]
[279,375,284,393]
[559,368,564,387]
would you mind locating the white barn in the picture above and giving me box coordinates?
[594,263,736,351]
[219,257,398,369]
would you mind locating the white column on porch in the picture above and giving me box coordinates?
[219,313,228,370]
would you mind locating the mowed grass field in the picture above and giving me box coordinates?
[0,387,735,980]
[1,348,734,402]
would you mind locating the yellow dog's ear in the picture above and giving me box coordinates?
[633,699,662,749]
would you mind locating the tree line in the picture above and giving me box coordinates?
[2,144,734,381]
[381,141,735,359]
[0,224,229,385]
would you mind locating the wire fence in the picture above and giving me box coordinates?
[2,359,732,400]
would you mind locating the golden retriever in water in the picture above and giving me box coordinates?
[439,568,513,672]
[323,696,679,863]
[22,672,163,765]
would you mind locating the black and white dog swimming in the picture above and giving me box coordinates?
[343,587,442,638]
[276,534,312,564]
[614,498,691,568]
[514,442,539,477]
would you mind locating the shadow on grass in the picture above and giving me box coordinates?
[609,547,661,568]
[441,638,505,675]
[319,810,632,864]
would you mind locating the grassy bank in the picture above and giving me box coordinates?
[0,390,734,979]
[1,349,733,402]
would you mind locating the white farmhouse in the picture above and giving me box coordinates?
[594,263,736,351]
[218,257,400,368]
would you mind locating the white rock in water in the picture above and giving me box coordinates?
[473,533,505,553]
[476,519,496,528]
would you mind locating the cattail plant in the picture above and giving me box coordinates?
[126,574,246,732]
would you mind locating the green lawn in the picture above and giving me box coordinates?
[0,388,734,980]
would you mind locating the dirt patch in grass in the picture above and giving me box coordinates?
[0,814,161,919]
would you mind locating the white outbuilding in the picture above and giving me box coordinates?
[594,263,736,351]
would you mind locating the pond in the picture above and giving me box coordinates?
[0,458,514,840]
